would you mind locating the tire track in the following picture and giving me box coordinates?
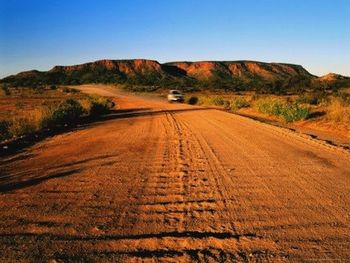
[112,111,282,262]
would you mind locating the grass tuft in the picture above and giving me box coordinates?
[230,98,250,111]
[325,98,350,123]
[209,96,225,106]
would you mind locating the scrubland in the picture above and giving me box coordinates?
[184,90,350,139]
[0,86,114,142]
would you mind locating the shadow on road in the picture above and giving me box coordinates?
[0,152,122,193]
[96,107,210,122]
[0,106,213,192]
[0,168,80,193]
[0,106,210,159]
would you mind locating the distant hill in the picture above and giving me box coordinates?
[318,73,350,82]
[165,61,313,80]
[1,59,349,93]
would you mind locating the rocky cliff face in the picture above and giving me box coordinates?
[4,59,314,82]
[50,59,163,76]
[3,59,347,91]
[166,61,313,80]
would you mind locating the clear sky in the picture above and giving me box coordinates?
[0,0,349,78]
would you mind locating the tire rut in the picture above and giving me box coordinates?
[109,111,282,262]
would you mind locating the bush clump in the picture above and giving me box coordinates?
[80,96,115,116]
[41,99,84,128]
[7,116,37,137]
[209,96,225,106]
[0,110,43,140]
[185,96,199,105]
[256,98,285,116]
[89,96,114,116]
[256,98,309,122]
[325,98,350,123]
[281,103,310,122]
[230,98,250,111]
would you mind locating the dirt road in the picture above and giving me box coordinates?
[1,85,350,262]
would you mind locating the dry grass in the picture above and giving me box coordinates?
[6,109,44,137]
[0,87,114,142]
[325,98,350,123]
[184,92,349,126]
[79,95,114,116]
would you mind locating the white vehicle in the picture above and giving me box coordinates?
[167,90,184,102]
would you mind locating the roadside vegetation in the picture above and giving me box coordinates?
[255,98,309,122]
[324,96,350,123]
[183,88,350,126]
[0,86,114,142]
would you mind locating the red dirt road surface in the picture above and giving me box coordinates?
[1,85,350,262]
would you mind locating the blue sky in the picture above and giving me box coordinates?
[0,0,349,78]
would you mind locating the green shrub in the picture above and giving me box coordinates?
[82,96,114,116]
[281,103,310,122]
[41,99,84,128]
[256,98,285,116]
[185,96,199,105]
[209,96,225,106]
[256,98,309,122]
[230,98,250,111]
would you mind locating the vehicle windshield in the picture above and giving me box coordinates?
[170,90,181,95]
